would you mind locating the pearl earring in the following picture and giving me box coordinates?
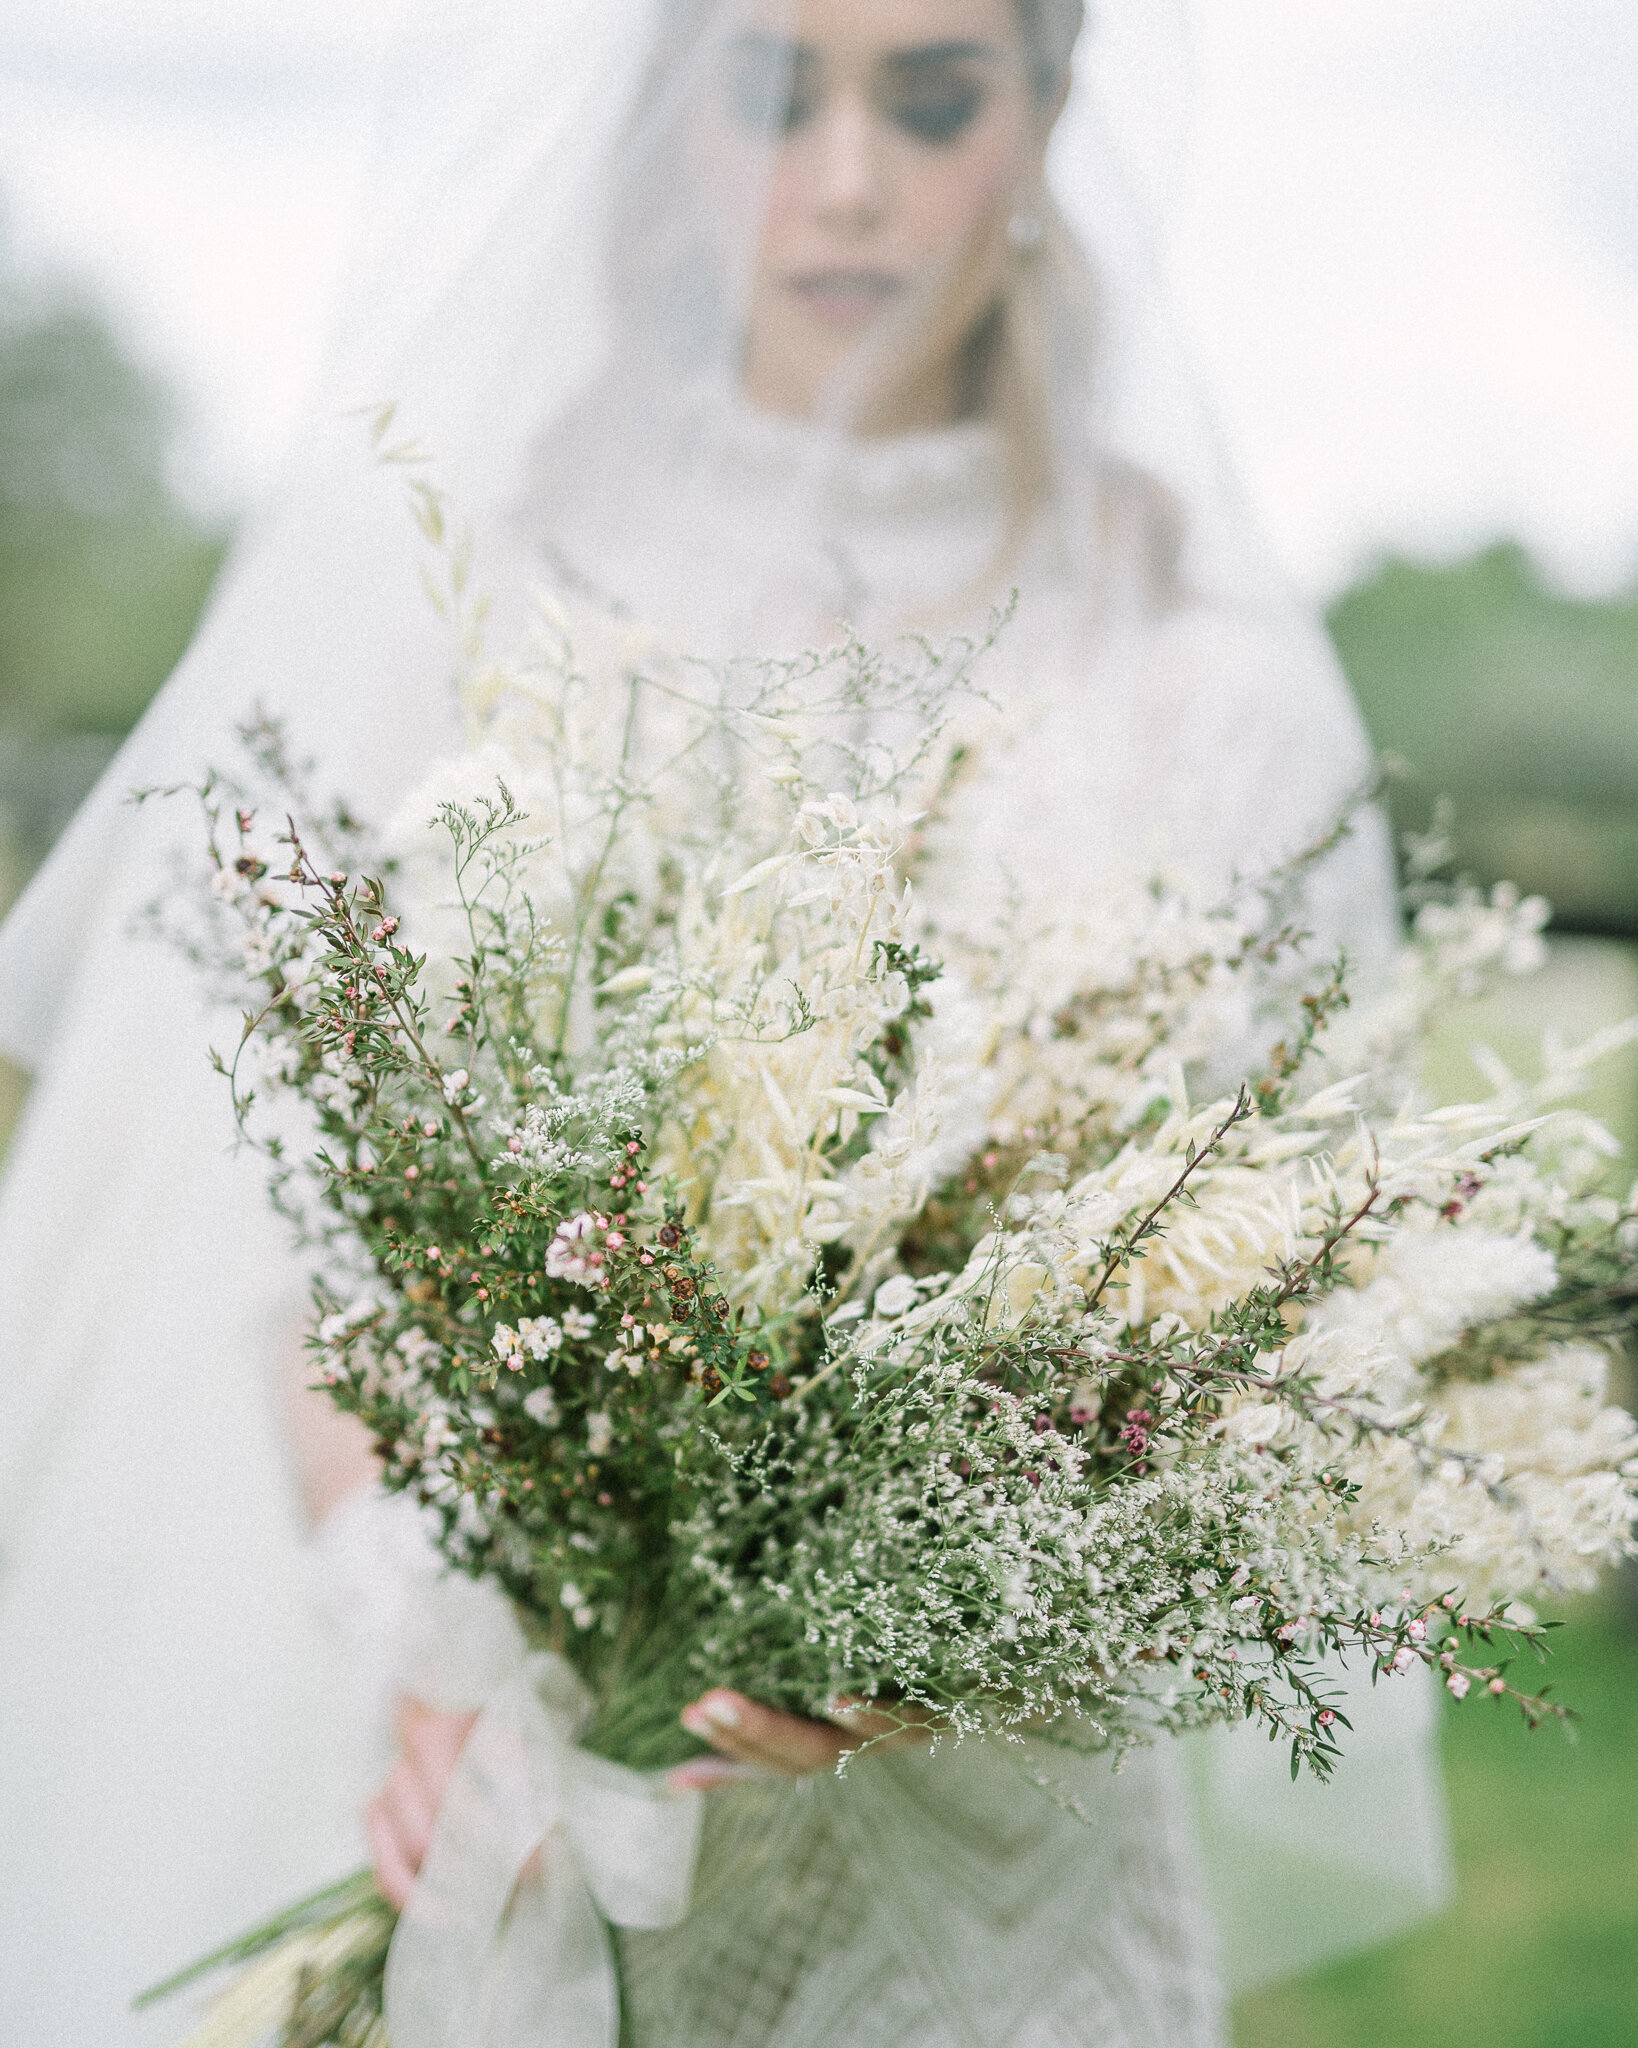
[1007,204,1044,251]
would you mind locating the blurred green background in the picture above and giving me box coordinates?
[0,237,1635,2046]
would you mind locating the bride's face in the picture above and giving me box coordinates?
[692,0,1056,433]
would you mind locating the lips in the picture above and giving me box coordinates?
[782,269,905,327]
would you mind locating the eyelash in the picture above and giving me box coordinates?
[727,78,987,148]
[891,91,985,145]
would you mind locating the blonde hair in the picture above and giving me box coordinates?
[972,0,1184,621]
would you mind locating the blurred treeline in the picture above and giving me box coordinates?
[1335,547,1638,938]
[0,240,227,917]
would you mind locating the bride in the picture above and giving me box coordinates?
[0,2,1449,2042]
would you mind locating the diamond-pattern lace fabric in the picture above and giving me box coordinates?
[618,1737,1225,2048]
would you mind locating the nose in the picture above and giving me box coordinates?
[809,91,887,235]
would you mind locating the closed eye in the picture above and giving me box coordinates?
[876,44,1001,148]
[885,86,986,145]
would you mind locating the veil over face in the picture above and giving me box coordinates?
[0,5,1447,2040]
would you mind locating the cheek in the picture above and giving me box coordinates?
[895,126,1026,265]
[754,152,817,265]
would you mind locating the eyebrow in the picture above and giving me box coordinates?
[878,43,1005,73]
[727,35,1002,72]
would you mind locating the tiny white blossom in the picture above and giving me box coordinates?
[523,1384,559,1426]
[517,1315,563,1358]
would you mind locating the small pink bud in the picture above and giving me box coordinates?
[1489,1678,1507,1696]
[1446,1673,1471,1701]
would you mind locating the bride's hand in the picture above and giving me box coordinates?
[366,1691,924,1906]
[367,1696,478,1910]
[666,1691,924,1792]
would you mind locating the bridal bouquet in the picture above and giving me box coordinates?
[149,561,1638,2045]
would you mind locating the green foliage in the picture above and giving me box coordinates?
[0,295,225,739]
[1331,546,1638,932]
[0,240,227,922]
[1234,1595,1638,2048]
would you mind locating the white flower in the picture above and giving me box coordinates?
[317,1296,379,1346]
[442,1069,471,1105]
[546,1216,606,1288]
[873,1274,919,1320]
[523,1384,560,1427]
[516,1315,563,1359]
[596,965,654,996]
[1224,1403,1287,1447]
[586,1410,614,1457]
[490,1325,525,1372]
[562,1309,597,1340]
[1313,1225,1558,1373]
[559,1581,595,1630]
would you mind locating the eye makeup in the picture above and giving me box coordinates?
[875,44,997,146]
[723,37,1005,148]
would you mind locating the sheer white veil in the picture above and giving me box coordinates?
[0,4,1445,2037]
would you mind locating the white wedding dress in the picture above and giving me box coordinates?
[0,5,1449,2042]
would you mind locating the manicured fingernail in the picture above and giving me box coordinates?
[698,1693,742,1729]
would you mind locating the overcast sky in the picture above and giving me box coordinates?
[0,0,1634,597]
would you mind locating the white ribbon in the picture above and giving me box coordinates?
[384,1652,703,2048]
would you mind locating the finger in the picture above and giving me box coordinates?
[379,1756,439,1868]
[366,1795,420,1913]
[398,1700,478,1805]
[679,1692,850,1776]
